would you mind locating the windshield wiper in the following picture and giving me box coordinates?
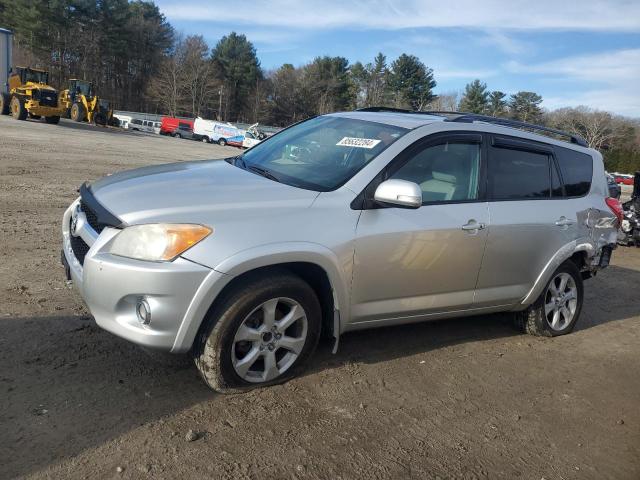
[247,165,280,183]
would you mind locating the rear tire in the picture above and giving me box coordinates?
[174,132,181,139]
[0,93,9,115]
[45,116,60,124]
[514,261,583,336]
[218,138,227,146]
[70,102,86,122]
[193,271,322,393]
[10,96,28,120]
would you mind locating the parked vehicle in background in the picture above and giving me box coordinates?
[242,123,267,149]
[618,172,640,247]
[128,118,159,134]
[1,66,65,123]
[614,173,634,185]
[61,109,619,393]
[173,121,195,139]
[194,118,241,144]
[606,173,622,199]
[113,114,131,129]
[160,117,194,138]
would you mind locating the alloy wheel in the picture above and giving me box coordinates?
[231,297,308,383]
[544,272,578,331]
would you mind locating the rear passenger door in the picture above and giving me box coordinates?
[474,136,578,307]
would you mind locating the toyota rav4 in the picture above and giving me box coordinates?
[62,109,620,392]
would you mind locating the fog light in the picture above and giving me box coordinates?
[136,298,151,325]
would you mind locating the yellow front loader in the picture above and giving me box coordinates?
[0,67,65,123]
[59,79,109,125]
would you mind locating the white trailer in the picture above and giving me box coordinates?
[0,28,12,93]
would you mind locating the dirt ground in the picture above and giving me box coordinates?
[1,115,639,480]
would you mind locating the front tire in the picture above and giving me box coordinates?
[70,102,86,122]
[514,261,583,336]
[10,96,27,120]
[194,271,322,393]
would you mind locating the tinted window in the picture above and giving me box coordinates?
[179,123,191,130]
[555,147,593,197]
[489,147,551,200]
[551,161,563,197]
[390,142,480,203]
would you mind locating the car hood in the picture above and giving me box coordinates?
[90,159,319,225]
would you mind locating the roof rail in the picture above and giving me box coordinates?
[447,113,588,147]
[354,107,588,147]
[356,107,411,113]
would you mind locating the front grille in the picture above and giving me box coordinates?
[80,200,106,234]
[38,90,58,107]
[69,218,90,265]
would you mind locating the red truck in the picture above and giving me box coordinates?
[160,117,195,139]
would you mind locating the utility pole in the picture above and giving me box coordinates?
[218,85,223,121]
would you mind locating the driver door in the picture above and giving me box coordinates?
[351,134,489,325]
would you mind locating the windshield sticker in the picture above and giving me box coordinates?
[336,137,382,149]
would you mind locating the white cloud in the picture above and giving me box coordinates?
[506,49,640,116]
[161,0,640,31]
[436,68,498,79]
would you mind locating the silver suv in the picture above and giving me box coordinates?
[61,109,620,392]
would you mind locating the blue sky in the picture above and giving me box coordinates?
[155,0,640,117]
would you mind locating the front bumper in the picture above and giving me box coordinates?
[61,199,217,352]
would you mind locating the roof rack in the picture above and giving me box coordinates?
[356,107,412,113]
[446,113,588,147]
[355,107,588,147]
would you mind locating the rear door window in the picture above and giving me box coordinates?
[488,146,552,200]
[554,147,593,197]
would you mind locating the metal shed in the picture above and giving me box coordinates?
[0,28,13,93]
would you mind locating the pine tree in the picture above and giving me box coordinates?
[488,91,507,117]
[211,32,262,122]
[509,91,543,122]
[459,79,489,114]
[388,54,436,110]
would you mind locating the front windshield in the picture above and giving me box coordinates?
[75,81,92,96]
[23,69,49,85]
[239,116,408,191]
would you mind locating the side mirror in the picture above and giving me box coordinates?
[374,179,422,209]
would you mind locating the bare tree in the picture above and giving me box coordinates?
[146,37,187,117]
[182,35,218,117]
[426,91,460,111]
[547,106,617,150]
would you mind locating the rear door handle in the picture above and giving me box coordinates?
[461,221,486,231]
[555,216,575,226]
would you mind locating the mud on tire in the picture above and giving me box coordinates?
[193,270,322,393]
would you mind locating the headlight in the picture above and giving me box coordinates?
[109,224,212,261]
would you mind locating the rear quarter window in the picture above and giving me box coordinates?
[554,147,593,197]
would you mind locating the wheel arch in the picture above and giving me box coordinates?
[519,240,593,308]
[172,245,349,353]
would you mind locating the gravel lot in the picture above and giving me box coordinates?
[1,115,639,480]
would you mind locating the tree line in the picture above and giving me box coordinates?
[1,0,638,172]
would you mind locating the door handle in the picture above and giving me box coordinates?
[555,217,575,226]
[461,221,486,231]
